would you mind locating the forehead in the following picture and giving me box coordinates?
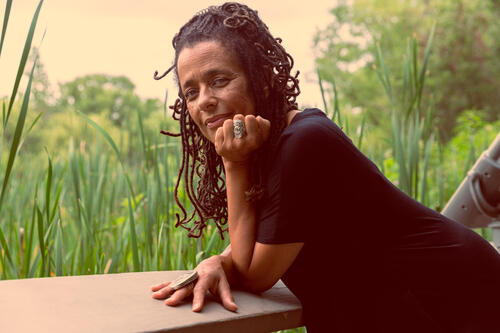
[177,40,242,85]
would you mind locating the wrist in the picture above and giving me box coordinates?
[217,252,238,287]
[223,158,251,172]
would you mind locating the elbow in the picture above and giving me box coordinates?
[246,283,274,294]
[238,272,278,293]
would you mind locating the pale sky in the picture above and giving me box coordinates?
[1,0,337,108]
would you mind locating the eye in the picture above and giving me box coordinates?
[212,77,229,87]
[184,89,198,101]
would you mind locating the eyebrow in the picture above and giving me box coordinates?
[181,68,233,91]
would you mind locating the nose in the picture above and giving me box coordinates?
[197,86,217,111]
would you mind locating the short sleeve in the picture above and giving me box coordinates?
[256,110,356,244]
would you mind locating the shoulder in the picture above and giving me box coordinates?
[278,108,349,157]
[286,108,338,134]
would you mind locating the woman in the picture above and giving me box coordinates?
[151,3,500,332]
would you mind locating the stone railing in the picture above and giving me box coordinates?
[0,271,303,332]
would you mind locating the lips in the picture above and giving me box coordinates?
[205,113,233,129]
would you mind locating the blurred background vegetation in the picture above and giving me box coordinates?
[0,2,499,332]
[314,0,499,142]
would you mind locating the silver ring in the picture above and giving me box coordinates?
[233,119,245,139]
[170,271,198,290]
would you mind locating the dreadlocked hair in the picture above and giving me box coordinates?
[155,2,300,238]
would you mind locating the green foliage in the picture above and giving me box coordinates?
[0,3,496,333]
[442,110,500,196]
[317,16,499,241]
[0,0,44,278]
[0,0,12,57]
[315,0,500,141]
[58,74,144,125]
[373,26,437,202]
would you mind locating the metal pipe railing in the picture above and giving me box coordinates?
[442,131,500,247]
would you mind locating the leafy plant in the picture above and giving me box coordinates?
[0,0,44,278]
[374,23,437,202]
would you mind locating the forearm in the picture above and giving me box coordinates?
[224,160,257,278]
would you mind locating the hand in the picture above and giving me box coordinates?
[151,255,238,312]
[214,114,271,163]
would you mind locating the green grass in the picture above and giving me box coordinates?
[1,3,499,333]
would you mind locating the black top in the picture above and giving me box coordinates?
[255,108,500,333]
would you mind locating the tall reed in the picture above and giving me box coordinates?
[0,0,43,279]
[374,23,437,203]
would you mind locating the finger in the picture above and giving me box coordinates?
[218,278,238,312]
[151,281,170,292]
[222,117,234,144]
[164,285,193,306]
[152,284,174,300]
[256,116,271,142]
[244,115,258,144]
[214,126,224,153]
[233,113,245,122]
[191,282,209,312]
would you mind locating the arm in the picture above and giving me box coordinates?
[151,114,302,310]
[216,115,303,292]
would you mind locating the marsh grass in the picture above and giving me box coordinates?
[374,23,437,203]
[1,3,497,333]
[0,0,230,280]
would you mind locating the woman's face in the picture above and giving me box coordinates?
[177,40,256,143]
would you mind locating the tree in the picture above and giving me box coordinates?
[314,0,500,141]
[17,73,166,157]
[57,74,143,126]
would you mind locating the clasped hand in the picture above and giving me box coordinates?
[215,114,271,163]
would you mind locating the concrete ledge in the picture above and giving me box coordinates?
[0,271,303,333]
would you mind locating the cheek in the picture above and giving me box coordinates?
[239,93,255,114]
[187,105,201,125]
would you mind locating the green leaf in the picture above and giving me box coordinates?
[204,227,219,256]
[375,42,393,104]
[36,205,45,276]
[420,134,435,204]
[5,0,44,125]
[26,111,44,134]
[76,111,122,164]
[136,105,147,159]
[417,22,436,109]
[357,111,366,150]
[76,111,137,201]
[127,194,140,271]
[317,69,329,116]
[23,182,39,277]
[55,219,63,276]
[49,172,65,225]
[176,233,183,269]
[0,225,14,270]
[0,0,12,57]
[0,52,38,213]
[44,148,53,223]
